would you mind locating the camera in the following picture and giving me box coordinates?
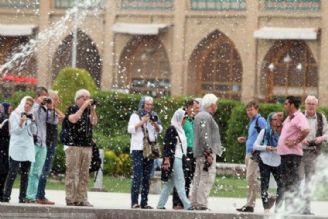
[41,97,52,105]
[90,100,97,106]
[149,114,158,122]
[21,112,33,120]
[308,140,317,147]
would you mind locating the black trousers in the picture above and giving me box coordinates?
[280,154,302,212]
[258,159,283,209]
[3,158,31,202]
[172,148,195,207]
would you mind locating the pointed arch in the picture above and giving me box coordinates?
[187,30,243,100]
[51,29,102,87]
[260,40,318,102]
[117,36,171,97]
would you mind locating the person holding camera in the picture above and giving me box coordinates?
[157,108,193,210]
[25,86,49,203]
[36,90,64,205]
[63,89,97,207]
[299,96,328,215]
[128,96,162,209]
[2,96,36,203]
[191,94,223,210]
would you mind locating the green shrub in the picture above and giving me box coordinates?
[4,90,34,107]
[52,67,97,111]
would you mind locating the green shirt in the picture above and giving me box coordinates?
[183,118,194,148]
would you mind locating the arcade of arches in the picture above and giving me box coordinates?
[0,31,319,103]
[260,40,318,103]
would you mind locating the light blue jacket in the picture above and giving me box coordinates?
[9,112,37,162]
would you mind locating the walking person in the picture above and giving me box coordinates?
[191,93,223,210]
[128,96,163,209]
[36,90,64,205]
[0,103,13,201]
[2,96,36,203]
[253,112,284,213]
[299,95,328,215]
[172,99,200,209]
[277,96,310,213]
[236,101,267,213]
[157,109,193,210]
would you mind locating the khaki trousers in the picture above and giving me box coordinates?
[245,154,259,207]
[191,155,216,208]
[65,146,92,203]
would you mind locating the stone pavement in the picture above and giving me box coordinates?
[4,189,328,218]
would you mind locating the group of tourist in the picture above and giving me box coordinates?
[128,94,223,211]
[0,87,325,215]
[0,87,98,207]
[236,96,327,215]
[129,94,326,215]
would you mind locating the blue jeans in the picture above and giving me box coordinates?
[131,150,153,207]
[36,142,56,200]
[157,158,191,209]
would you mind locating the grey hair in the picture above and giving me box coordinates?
[74,89,90,102]
[144,96,153,103]
[305,95,318,105]
[202,93,218,109]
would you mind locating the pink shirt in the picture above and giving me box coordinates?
[277,110,309,156]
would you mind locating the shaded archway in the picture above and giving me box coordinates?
[52,29,102,87]
[188,30,243,100]
[117,36,171,97]
[260,40,318,103]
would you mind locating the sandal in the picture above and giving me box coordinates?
[131,204,140,209]
[141,205,153,209]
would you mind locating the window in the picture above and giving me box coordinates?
[188,30,243,100]
[261,40,318,102]
[118,36,171,97]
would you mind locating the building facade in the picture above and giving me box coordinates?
[0,0,327,104]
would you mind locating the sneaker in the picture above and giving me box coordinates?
[36,198,55,205]
[236,206,254,212]
[24,199,36,204]
[131,204,140,209]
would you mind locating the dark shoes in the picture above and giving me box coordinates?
[66,201,93,207]
[36,198,55,205]
[141,205,153,209]
[173,204,183,210]
[302,209,314,215]
[267,196,276,209]
[236,206,254,212]
[131,204,140,209]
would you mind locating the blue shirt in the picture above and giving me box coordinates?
[246,114,267,154]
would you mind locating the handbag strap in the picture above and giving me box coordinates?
[173,126,184,155]
[138,114,150,140]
